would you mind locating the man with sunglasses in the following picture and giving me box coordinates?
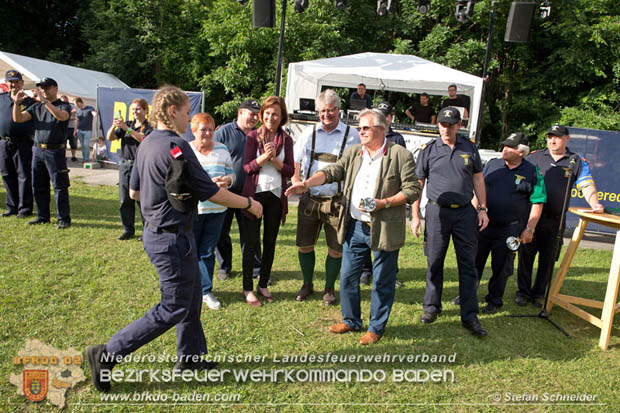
[286,109,420,345]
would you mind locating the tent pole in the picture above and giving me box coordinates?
[474,0,497,145]
[274,0,287,97]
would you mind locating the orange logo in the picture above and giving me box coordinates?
[23,370,48,402]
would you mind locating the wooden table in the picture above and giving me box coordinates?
[546,207,620,350]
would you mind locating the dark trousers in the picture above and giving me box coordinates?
[0,138,33,214]
[517,216,562,300]
[106,226,206,358]
[475,222,521,307]
[241,191,281,291]
[32,146,70,222]
[67,128,77,150]
[423,203,479,322]
[119,162,142,234]
[215,189,261,274]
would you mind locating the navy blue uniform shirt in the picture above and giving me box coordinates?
[25,100,71,144]
[214,120,250,193]
[0,92,35,137]
[76,105,96,131]
[526,148,593,217]
[386,127,406,148]
[130,129,219,228]
[416,136,483,206]
[114,120,153,161]
[484,158,540,225]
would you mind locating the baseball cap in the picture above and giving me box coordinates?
[437,106,461,124]
[36,78,58,88]
[239,99,260,113]
[376,101,394,116]
[501,132,528,147]
[547,124,569,136]
[5,70,22,81]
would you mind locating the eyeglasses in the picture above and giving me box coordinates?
[357,125,383,132]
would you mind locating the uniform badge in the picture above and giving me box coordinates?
[170,146,183,159]
[514,174,525,184]
[460,154,471,165]
[562,167,571,178]
[23,370,48,402]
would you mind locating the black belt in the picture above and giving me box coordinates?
[1,136,32,143]
[35,142,66,149]
[146,222,192,233]
[427,199,468,209]
[352,218,371,228]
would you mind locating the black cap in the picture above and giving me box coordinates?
[239,99,260,113]
[501,132,528,147]
[437,106,461,124]
[5,70,22,81]
[35,77,58,88]
[547,124,569,136]
[376,101,394,116]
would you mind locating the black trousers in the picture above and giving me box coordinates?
[0,138,33,214]
[32,146,70,222]
[241,191,282,291]
[119,162,143,234]
[475,222,521,306]
[517,216,562,300]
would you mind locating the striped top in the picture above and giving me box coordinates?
[191,142,235,214]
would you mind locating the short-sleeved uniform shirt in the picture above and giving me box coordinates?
[416,136,483,206]
[76,105,95,131]
[407,103,434,123]
[0,92,35,137]
[526,148,594,217]
[294,120,360,197]
[214,120,250,193]
[130,129,220,228]
[114,120,153,161]
[483,158,546,225]
[25,100,71,144]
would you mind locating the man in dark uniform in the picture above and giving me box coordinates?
[214,99,262,280]
[473,132,546,314]
[12,77,72,229]
[0,70,35,218]
[349,83,373,109]
[86,86,263,393]
[107,98,153,240]
[411,107,489,337]
[441,85,469,121]
[517,124,603,307]
[405,93,435,124]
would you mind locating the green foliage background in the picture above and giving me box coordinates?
[1,0,619,147]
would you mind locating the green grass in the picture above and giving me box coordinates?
[1,180,618,412]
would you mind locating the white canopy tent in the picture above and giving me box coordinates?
[285,52,484,140]
[0,51,129,107]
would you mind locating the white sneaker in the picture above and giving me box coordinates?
[203,293,221,310]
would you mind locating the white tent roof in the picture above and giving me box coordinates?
[285,52,484,139]
[0,51,129,103]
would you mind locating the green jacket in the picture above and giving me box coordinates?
[321,141,421,251]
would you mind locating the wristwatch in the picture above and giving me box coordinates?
[384,199,391,209]
[477,206,488,212]
[244,197,252,210]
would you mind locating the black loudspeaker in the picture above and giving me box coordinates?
[253,0,276,28]
[504,2,536,43]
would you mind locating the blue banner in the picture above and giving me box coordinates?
[96,87,203,163]
[566,127,620,234]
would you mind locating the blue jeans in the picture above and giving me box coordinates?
[340,219,399,336]
[76,130,91,161]
[193,212,226,295]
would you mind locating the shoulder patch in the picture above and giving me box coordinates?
[420,144,427,150]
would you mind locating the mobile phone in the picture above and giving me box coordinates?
[116,110,122,120]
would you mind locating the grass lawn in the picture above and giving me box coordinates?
[1,180,618,412]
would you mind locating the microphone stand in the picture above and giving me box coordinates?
[508,154,580,337]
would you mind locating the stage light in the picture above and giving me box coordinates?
[294,0,309,13]
[335,0,347,10]
[417,0,430,14]
[539,1,551,19]
[455,0,476,23]
[377,0,393,16]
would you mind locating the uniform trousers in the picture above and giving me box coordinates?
[0,138,33,214]
[32,146,70,222]
[423,203,479,322]
[119,161,142,234]
[106,226,207,358]
[517,216,562,300]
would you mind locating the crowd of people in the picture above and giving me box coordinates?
[0,70,607,391]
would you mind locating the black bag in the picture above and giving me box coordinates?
[165,154,197,213]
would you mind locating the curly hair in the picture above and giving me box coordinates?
[151,85,189,133]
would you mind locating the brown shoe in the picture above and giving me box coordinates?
[242,291,262,307]
[323,288,337,305]
[329,322,357,334]
[359,331,382,345]
[256,286,274,303]
[295,284,313,301]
